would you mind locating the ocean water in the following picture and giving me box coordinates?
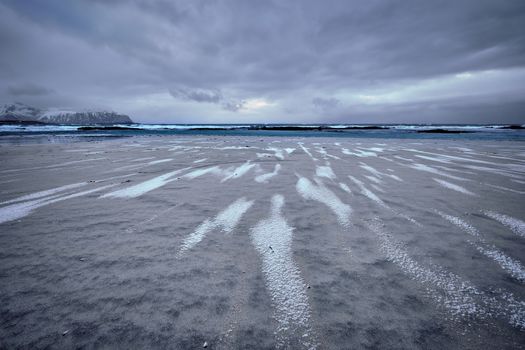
[0,123,524,142]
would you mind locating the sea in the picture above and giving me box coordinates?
[0,123,524,143]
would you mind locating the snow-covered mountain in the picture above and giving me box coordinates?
[0,102,133,124]
[0,102,42,122]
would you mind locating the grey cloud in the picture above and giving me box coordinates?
[7,83,54,96]
[169,87,222,103]
[0,0,524,123]
[312,97,340,111]
[222,100,245,112]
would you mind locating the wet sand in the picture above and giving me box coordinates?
[0,135,524,349]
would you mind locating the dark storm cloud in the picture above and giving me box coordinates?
[0,0,524,122]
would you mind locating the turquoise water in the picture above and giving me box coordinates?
[1,124,524,141]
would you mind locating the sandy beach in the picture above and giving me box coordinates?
[1,135,524,349]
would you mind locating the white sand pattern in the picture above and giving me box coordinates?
[364,175,382,185]
[339,183,352,193]
[367,218,525,330]
[483,183,525,195]
[433,178,477,196]
[436,211,525,282]
[0,157,106,174]
[285,148,296,154]
[101,167,191,198]
[0,182,86,205]
[298,142,317,161]
[408,163,470,181]
[250,194,317,349]
[484,211,525,238]
[129,157,156,162]
[315,163,337,180]
[366,219,483,318]
[296,177,351,226]
[315,147,340,160]
[193,158,207,163]
[406,149,494,165]
[255,164,282,183]
[182,166,224,180]
[348,175,419,225]
[359,163,403,181]
[148,158,173,165]
[348,175,387,208]
[370,183,385,193]
[341,148,377,157]
[221,161,257,182]
[0,184,116,224]
[266,147,285,160]
[178,197,254,255]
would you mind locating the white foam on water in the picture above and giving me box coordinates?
[285,148,296,154]
[178,197,254,255]
[296,177,351,226]
[250,194,317,349]
[221,161,256,182]
[433,178,477,196]
[366,219,483,318]
[436,211,525,282]
[255,164,281,183]
[0,184,115,224]
[193,158,207,164]
[339,183,352,194]
[0,182,87,205]
[298,142,317,161]
[484,211,525,238]
[100,167,190,198]
[409,163,470,182]
[148,158,173,165]
[315,164,337,180]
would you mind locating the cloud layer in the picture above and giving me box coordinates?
[0,0,524,123]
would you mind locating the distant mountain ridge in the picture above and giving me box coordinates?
[0,102,133,125]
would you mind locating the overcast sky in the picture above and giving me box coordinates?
[1,0,524,124]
